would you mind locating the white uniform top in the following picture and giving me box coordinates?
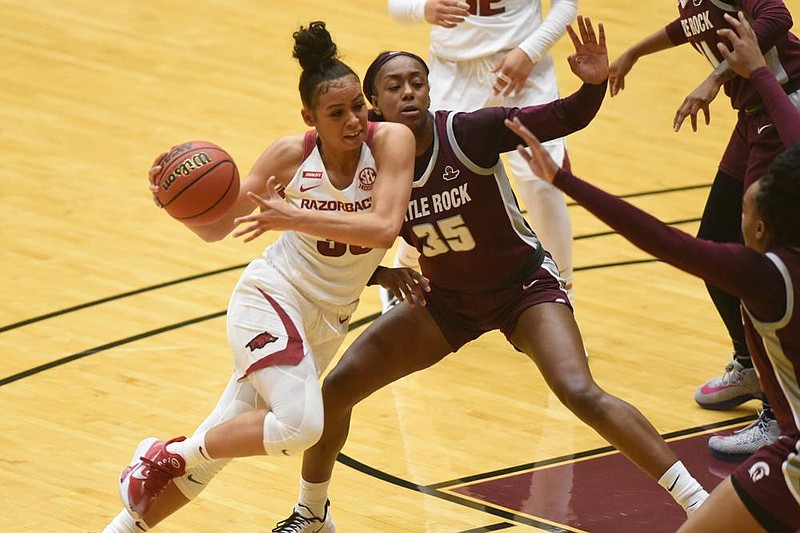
[389,0,577,62]
[263,126,386,307]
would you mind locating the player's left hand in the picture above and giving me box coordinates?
[232,176,295,242]
[504,117,560,184]
[566,15,608,85]
[491,48,534,97]
[673,75,722,132]
[375,267,431,307]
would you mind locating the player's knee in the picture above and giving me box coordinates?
[262,411,324,456]
[551,379,604,417]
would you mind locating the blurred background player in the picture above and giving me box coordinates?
[607,0,800,461]
[101,21,420,533]
[382,0,579,312]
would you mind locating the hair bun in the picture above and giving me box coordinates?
[293,21,338,73]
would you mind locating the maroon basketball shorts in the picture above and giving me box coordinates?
[731,433,800,532]
[423,256,571,351]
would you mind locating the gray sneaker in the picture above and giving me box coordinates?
[694,360,764,410]
[273,501,335,533]
[708,411,779,462]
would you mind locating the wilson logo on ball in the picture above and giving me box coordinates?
[161,152,214,192]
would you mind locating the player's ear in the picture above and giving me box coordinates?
[301,108,315,127]
[370,96,382,117]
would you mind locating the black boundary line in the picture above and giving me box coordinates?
[0,264,247,334]
[0,184,710,334]
[0,258,664,388]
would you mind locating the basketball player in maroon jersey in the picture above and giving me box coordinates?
[608,0,800,460]
[274,16,709,531]
[506,76,800,531]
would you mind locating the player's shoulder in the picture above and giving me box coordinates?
[369,121,415,151]
[249,133,306,184]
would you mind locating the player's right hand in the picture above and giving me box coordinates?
[424,0,469,28]
[716,12,766,79]
[148,151,168,207]
[608,52,636,96]
[375,267,431,307]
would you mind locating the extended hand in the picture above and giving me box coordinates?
[232,176,293,242]
[504,117,560,184]
[566,15,608,85]
[376,267,431,307]
[148,151,169,207]
[716,12,767,79]
[673,75,722,132]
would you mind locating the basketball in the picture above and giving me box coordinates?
[155,141,240,226]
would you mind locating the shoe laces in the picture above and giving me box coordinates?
[719,362,743,385]
[272,506,323,533]
[139,456,177,494]
[733,411,774,441]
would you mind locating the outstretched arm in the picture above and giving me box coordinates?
[609,26,676,97]
[504,116,787,321]
[457,15,608,166]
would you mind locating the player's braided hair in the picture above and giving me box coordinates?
[756,142,800,247]
[293,21,358,109]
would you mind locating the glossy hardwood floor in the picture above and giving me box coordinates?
[2,0,797,531]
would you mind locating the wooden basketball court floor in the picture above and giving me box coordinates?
[3,0,798,531]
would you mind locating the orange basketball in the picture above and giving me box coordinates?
[156,141,240,226]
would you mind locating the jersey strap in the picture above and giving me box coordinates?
[302,130,317,160]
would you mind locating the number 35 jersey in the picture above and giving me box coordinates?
[264,126,386,307]
[400,110,545,292]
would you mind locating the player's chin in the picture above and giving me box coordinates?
[342,130,366,146]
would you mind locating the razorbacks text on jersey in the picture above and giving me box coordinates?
[264,124,386,306]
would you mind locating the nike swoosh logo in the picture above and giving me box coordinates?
[281,449,291,456]
[668,474,680,492]
[187,474,203,484]
[757,124,773,135]
[300,184,321,192]
[130,464,149,480]
[522,279,538,290]
[338,315,350,324]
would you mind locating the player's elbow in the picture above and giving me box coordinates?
[373,220,403,249]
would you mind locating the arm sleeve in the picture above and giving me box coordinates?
[743,0,793,52]
[665,18,689,46]
[454,80,607,167]
[517,0,578,63]
[387,0,427,25]
[552,168,787,320]
[751,67,800,146]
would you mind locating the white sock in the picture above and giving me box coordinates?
[297,477,331,518]
[658,460,708,515]
[102,510,149,532]
[166,431,211,470]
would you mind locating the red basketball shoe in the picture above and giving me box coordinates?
[119,436,187,518]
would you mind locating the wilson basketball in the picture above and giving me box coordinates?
[156,141,240,226]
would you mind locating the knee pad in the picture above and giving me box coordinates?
[262,375,324,456]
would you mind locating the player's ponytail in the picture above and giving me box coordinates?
[293,21,358,109]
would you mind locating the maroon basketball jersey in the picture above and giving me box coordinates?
[665,0,800,109]
[399,110,544,292]
[743,248,800,437]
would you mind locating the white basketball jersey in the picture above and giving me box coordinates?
[263,125,386,307]
[430,0,540,61]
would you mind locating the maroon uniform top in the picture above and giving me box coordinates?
[553,168,800,438]
[665,0,800,110]
[399,82,606,292]
[751,65,800,144]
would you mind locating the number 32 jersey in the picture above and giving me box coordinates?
[400,110,545,292]
[264,125,386,307]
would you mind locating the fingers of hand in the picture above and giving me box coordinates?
[566,24,582,49]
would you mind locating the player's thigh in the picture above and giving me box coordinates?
[510,302,588,385]
[323,302,452,405]
[677,477,766,533]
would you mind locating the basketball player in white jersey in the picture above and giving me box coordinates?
[383,0,579,310]
[100,21,423,533]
